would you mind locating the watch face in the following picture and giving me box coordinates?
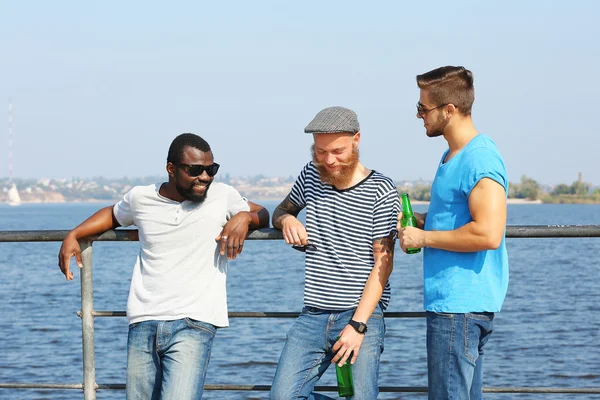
[350,320,367,334]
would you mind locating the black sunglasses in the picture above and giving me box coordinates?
[292,243,317,252]
[416,102,449,118]
[176,163,220,177]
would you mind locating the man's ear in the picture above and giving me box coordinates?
[166,162,175,178]
[353,131,361,148]
[446,104,457,118]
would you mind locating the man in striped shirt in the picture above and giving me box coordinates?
[269,107,400,399]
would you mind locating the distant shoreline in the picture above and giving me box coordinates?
[0,198,557,205]
[506,198,543,204]
[411,199,543,205]
[0,199,114,205]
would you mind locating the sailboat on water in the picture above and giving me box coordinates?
[8,183,21,206]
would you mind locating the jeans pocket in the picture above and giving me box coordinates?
[464,315,483,364]
[184,318,217,336]
[467,312,495,322]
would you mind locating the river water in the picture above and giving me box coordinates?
[0,202,599,399]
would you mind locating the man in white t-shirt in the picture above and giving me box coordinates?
[58,133,269,400]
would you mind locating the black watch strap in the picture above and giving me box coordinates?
[349,319,368,334]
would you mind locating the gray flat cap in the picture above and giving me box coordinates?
[304,106,360,134]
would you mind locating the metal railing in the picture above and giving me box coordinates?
[1,225,600,398]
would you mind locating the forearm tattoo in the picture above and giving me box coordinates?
[373,234,395,259]
[272,194,303,229]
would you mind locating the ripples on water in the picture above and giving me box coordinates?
[0,203,599,399]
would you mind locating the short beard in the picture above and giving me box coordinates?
[311,145,360,188]
[427,114,449,138]
[176,181,211,203]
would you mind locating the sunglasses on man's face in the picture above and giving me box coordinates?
[176,163,220,177]
[416,102,449,119]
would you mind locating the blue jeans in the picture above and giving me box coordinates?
[126,318,217,400]
[426,312,494,400]
[270,305,385,400]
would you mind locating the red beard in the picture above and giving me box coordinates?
[311,145,360,188]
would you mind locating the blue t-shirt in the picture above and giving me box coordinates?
[423,134,509,313]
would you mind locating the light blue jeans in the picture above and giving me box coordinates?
[426,312,494,400]
[270,305,385,400]
[126,318,217,400]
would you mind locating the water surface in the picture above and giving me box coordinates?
[1,203,599,399]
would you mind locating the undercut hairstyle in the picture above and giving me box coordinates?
[417,66,475,116]
[167,133,212,164]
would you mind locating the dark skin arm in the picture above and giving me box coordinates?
[58,205,121,280]
[272,194,307,245]
[215,201,270,259]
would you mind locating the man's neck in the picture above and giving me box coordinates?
[334,163,370,190]
[443,117,479,153]
[159,182,185,202]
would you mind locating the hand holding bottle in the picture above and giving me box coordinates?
[334,336,354,398]
[397,211,426,230]
[398,194,424,254]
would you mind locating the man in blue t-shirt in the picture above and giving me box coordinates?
[397,66,509,400]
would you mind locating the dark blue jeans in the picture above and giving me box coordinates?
[426,312,494,400]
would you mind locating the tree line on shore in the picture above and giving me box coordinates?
[2,175,600,204]
[398,176,600,204]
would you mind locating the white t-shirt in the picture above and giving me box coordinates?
[113,182,250,327]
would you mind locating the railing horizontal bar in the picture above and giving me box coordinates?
[0,230,72,242]
[506,225,600,238]
[88,311,428,318]
[91,385,600,394]
[4,383,597,394]
[483,387,600,394]
[191,385,412,393]
[2,226,600,243]
[0,383,83,389]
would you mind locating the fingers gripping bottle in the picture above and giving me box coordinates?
[335,337,354,397]
[400,193,421,254]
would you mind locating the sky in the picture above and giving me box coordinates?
[1,1,599,186]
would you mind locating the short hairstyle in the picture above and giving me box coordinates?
[167,133,212,164]
[416,66,475,116]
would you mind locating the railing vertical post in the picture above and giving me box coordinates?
[79,240,97,400]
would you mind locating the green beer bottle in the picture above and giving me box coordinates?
[335,337,354,397]
[400,193,421,254]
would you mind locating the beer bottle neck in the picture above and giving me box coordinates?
[401,195,414,215]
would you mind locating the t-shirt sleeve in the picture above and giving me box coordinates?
[460,148,508,198]
[226,185,251,219]
[113,188,136,227]
[373,182,401,241]
[288,163,309,208]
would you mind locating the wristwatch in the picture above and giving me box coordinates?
[348,319,368,334]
